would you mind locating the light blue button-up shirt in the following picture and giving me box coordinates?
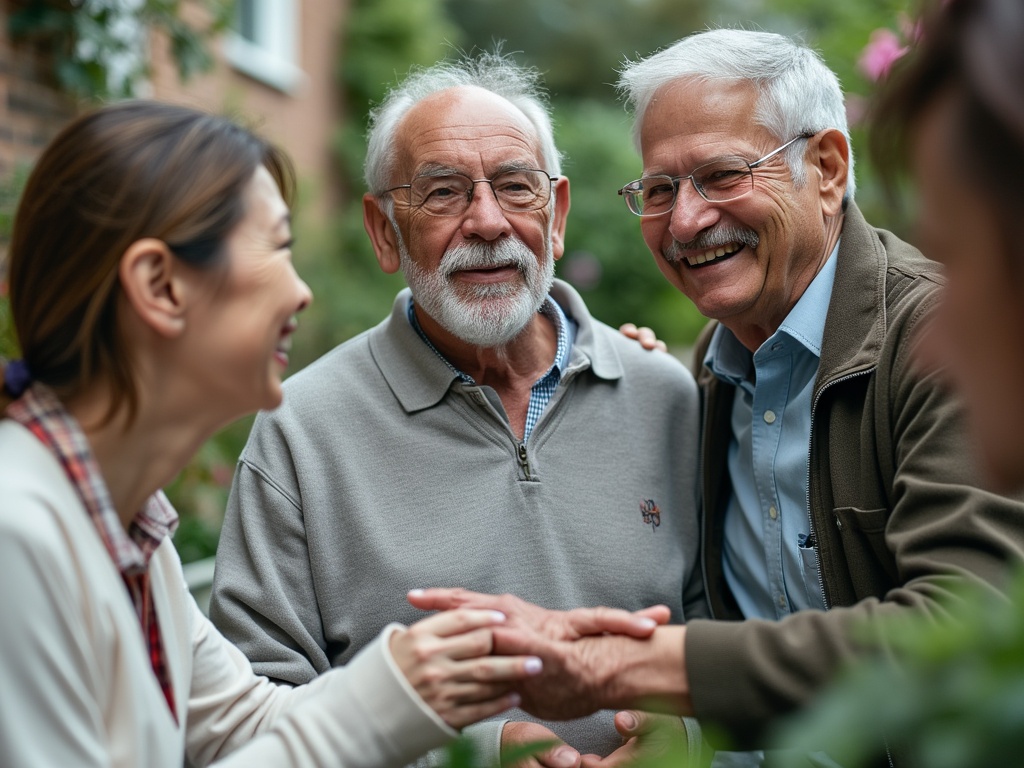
[705,243,840,621]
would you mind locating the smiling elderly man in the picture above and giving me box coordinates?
[209,52,705,768]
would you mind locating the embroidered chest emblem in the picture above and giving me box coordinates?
[640,499,661,531]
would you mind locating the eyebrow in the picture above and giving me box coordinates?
[413,159,542,178]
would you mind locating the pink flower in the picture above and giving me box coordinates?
[858,28,909,82]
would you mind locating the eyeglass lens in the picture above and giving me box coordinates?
[628,159,754,216]
[408,170,551,215]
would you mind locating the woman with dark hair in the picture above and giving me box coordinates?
[0,100,543,767]
[873,0,1024,491]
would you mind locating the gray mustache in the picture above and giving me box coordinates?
[665,227,760,262]
[440,239,531,277]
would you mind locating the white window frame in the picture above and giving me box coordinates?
[225,0,305,94]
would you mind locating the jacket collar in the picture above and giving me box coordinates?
[368,278,622,414]
[816,202,888,385]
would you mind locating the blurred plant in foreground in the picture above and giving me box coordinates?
[772,567,1024,767]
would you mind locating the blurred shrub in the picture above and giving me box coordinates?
[773,569,1024,767]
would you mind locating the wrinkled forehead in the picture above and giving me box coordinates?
[393,86,545,179]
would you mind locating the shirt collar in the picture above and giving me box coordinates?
[6,384,178,575]
[372,281,621,414]
[704,239,841,383]
[405,294,572,386]
[777,239,840,358]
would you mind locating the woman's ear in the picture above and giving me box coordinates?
[118,238,188,338]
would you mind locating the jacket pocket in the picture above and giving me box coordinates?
[833,506,898,600]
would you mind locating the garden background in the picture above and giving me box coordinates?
[0,0,915,560]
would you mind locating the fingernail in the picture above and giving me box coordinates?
[524,656,543,675]
[637,617,656,630]
[619,711,638,731]
[408,588,424,596]
[550,746,580,768]
[491,610,507,623]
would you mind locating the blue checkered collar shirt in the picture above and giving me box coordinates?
[406,295,575,441]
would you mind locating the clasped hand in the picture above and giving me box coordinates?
[406,588,672,720]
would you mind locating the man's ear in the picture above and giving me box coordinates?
[118,238,187,338]
[811,129,849,217]
[549,176,571,261]
[363,193,402,274]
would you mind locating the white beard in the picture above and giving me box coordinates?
[397,231,555,348]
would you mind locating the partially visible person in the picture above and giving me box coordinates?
[411,26,1024,766]
[0,100,551,768]
[209,51,704,767]
[873,0,1024,492]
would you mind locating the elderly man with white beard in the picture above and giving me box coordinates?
[209,52,705,768]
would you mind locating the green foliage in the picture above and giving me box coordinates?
[7,0,232,100]
[444,0,711,101]
[773,570,1024,767]
[166,415,254,561]
[0,165,30,360]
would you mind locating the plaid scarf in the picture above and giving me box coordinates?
[6,384,180,722]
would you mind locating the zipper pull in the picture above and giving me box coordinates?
[517,441,531,477]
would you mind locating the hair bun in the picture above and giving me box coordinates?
[2,359,32,398]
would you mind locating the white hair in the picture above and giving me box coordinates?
[364,51,562,195]
[617,28,855,201]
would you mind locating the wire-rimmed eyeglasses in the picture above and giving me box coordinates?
[384,169,559,217]
[617,134,814,217]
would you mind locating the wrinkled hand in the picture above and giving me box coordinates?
[488,624,691,722]
[580,711,688,768]
[407,588,671,641]
[619,323,668,353]
[389,608,542,729]
[502,721,580,768]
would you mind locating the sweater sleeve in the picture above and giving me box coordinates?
[209,451,328,684]
[186,611,457,767]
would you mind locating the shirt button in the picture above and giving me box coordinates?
[769,505,778,520]
[763,410,777,424]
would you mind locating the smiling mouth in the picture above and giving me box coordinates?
[685,242,746,268]
[276,318,298,358]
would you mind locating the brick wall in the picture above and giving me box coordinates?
[0,2,78,183]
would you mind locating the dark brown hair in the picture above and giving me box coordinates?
[1,100,295,419]
[872,0,1024,265]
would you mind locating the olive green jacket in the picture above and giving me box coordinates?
[685,203,1024,750]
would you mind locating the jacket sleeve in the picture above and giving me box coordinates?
[209,434,329,685]
[685,293,1024,750]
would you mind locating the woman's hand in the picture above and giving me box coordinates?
[389,608,542,729]
[408,587,670,640]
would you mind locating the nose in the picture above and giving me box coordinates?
[667,179,720,245]
[291,265,313,312]
[460,181,513,241]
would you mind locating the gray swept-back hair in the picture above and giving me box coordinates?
[617,28,855,201]
[364,50,562,196]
